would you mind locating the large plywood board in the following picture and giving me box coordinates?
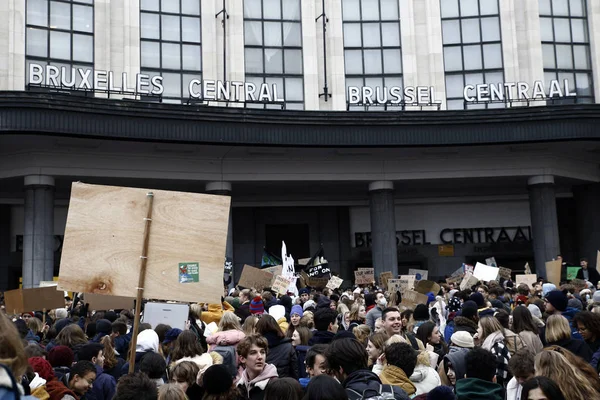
[58,183,230,304]
[4,287,65,314]
[84,293,135,311]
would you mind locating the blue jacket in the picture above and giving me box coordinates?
[86,365,116,400]
[114,331,133,356]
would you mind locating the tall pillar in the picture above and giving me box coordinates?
[369,181,398,278]
[528,175,560,279]
[574,183,600,268]
[22,175,55,289]
[0,205,10,290]
[206,182,234,290]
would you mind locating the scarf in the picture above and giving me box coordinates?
[380,365,416,396]
[482,331,505,351]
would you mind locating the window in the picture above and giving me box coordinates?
[441,0,505,110]
[342,0,403,111]
[539,0,593,103]
[244,0,304,110]
[140,0,202,103]
[26,0,94,88]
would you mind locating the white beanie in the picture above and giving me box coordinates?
[528,304,542,319]
[303,300,316,311]
[450,331,474,348]
[55,308,68,319]
[269,304,286,321]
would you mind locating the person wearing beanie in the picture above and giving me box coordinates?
[450,331,474,349]
[202,364,235,398]
[542,289,583,343]
[91,319,112,343]
[439,331,473,388]
[469,292,494,318]
[298,288,310,305]
[285,305,304,341]
[47,345,75,383]
[249,297,265,315]
[455,348,503,400]
[568,298,583,311]
[542,283,557,297]
[268,305,288,333]
[55,309,68,320]
[453,301,479,337]
[302,300,316,312]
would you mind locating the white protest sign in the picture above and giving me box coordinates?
[516,274,537,287]
[281,241,298,296]
[355,268,375,285]
[408,269,428,281]
[398,275,416,293]
[473,262,499,282]
[326,276,344,290]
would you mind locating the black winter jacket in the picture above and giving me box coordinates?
[264,333,298,379]
[343,369,409,400]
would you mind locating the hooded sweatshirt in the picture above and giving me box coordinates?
[455,377,503,400]
[441,347,470,387]
[236,363,278,400]
[343,369,409,400]
[206,329,246,351]
[410,364,441,395]
[201,302,235,325]
[380,365,416,396]
[121,329,159,375]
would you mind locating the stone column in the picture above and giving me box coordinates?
[574,183,600,268]
[206,182,234,289]
[22,175,55,289]
[528,175,560,279]
[0,205,10,290]
[369,181,398,278]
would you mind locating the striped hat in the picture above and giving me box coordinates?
[249,296,264,315]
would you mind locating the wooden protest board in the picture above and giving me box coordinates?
[516,274,537,287]
[238,265,275,290]
[400,290,429,309]
[58,183,230,305]
[379,272,393,288]
[545,260,561,286]
[326,276,344,290]
[4,287,65,314]
[271,275,292,295]
[84,293,135,311]
[499,267,512,280]
[414,280,441,296]
[354,268,374,285]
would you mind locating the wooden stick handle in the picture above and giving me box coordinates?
[42,308,46,326]
[128,192,154,374]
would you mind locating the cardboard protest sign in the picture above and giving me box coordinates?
[379,272,393,288]
[545,260,561,286]
[516,274,537,287]
[300,271,329,288]
[394,275,416,293]
[408,269,428,281]
[414,280,441,296]
[388,279,402,293]
[463,264,474,275]
[262,265,283,276]
[524,262,532,275]
[272,275,293,295]
[84,293,135,311]
[238,265,276,290]
[326,276,344,290]
[499,267,512,280]
[566,267,580,281]
[354,268,374,285]
[297,258,311,266]
[401,290,429,309]
[473,262,499,282]
[4,287,65,314]
[58,183,230,304]
[486,257,498,267]
[460,272,479,291]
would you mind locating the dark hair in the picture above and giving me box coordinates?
[415,322,436,346]
[381,307,400,322]
[400,310,413,321]
[112,321,127,335]
[154,324,172,344]
[170,361,199,386]
[138,323,152,333]
[508,348,535,378]
[489,287,504,297]
[384,343,417,377]
[413,304,430,321]
[314,309,338,332]
[305,375,348,400]
[573,311,600,340]
[306,344,328,369]
[237,335,268,358]
[264,378,303,400]
[520,376,566,400]
[581,258,589,263]
[465,348,496,382]
[114,372,158,400]
[69,360,97,382]
[494,309,510,330]
[255,314,284,339]
[170,331,203,362]
[77,343,104,362]
[512,306,539,334]
[139,352,167,380]
[325,338,367,375]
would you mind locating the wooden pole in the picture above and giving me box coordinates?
[128,192,154,373]
[42,308,46,326]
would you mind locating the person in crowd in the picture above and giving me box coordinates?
[400,310,413,336]
[100,336,125,381]
[576,257,600,284]
[0,313,38,400]
[26,317,45,345]
[90,320,112,344]
[416,321,447,362]
[470,292,493,318]
[47,345,74,383]
[235,289,253,322]
[308,309,338,345]
[188,304,208,352]
[121,329,160,375]
[236,335,278,400]
[438,331,474,388]
[77,343,116,400]
[325,338,409,400]
[255,314,298,379]
[300,344,329,388]
[534,349,600,400]
[155,324,172,355]
[542,290,582,342]
[379,343,417,396]
[291,326,311,347]
[572,311,600,353]
[139,352,167,387]
[453,301,479,337]
[347,303,367,332]
[169,330,211,370]
[113,372,158,400]
[206,311,246,351]
[249,297,265,317]
[201,300,235,325]
[412,304,431,333]
[157,384,186,400]
[268,304,289,334]
[242,316,259,336]
[162,328,182,362]
[511,306,543,354]
[303,375,348,400]
[455,347,503,400]
[381,308,423,351]
[201,364,238,400]
[67,361,98,400]
[366,332,388,368]
[365,292,388,330]
[352,325,371,346]
[520,377,566,400]
[25,344,47,359]
[286,305,304,339]
[476,316,512,387]
[110,321,132,357]
[170,361,203,400]
[544,314,592,362]
[55,325,88,356]
[409,345,442,396]
[263,378,303,400]
[506,349,535,400]
[298,288,310,307]
[335,304,351,332]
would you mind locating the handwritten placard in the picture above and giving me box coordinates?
[460,272,479,291]
[401,290,429,309]
[379,272,393,288]
[499,267,512,280]
[516,274,537,287]
[326,276,344,290]
[354,268,375,285]
[272,275,292,295]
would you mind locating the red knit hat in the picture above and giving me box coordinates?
[48,345,74,368]
[249,296,264,315]
[29,357,55,381]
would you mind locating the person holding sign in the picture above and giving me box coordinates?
[576,257,600,285]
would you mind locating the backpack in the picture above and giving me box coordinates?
[504,332,526,356]
[212,345,238,378]
[0,364,36,400]
[346,384,396,400]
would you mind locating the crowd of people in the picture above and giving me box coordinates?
[2,260,600,400]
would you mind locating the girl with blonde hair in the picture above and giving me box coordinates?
[242,316,258,336]
[158,383,187,400]
[55,323,88,353]
[366,332,389,367]
[544,345,600,394]
[535,349,600,400]
[545,314,593,362]
[206,311,245,351]
[348,303,367,331]
[352,324,371,346]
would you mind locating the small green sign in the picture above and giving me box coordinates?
[179,262,199,283]
[566,266,580,281]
